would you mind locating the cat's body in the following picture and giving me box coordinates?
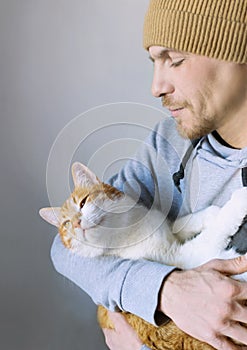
[40,162,247,350]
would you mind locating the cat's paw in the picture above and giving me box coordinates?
[231,187,247,203]
[217,188,247,234]
[230,188,247,216]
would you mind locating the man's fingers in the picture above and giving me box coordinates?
[102,312,143,350]
[203,256,247,276]
[209,335,247,350]
[102,328,115,350]
[230,302,247,324]
[223,323,247,348]
[107,311,128,331]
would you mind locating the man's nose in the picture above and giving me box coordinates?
[151,66,174,98]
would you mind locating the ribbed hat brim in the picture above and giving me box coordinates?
[143,0,247,63]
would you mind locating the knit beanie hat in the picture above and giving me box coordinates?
[143,0,247,63]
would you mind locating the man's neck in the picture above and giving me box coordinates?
[212,131,240,149]
[216,108,247,149]
[215,131,247,149]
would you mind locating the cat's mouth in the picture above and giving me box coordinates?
[82,229,87,241]
[73,227,88,243]
[79,227,97,243]
[75,219,104,243]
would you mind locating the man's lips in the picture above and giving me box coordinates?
[168,107,183,111]
[167,107,184,117]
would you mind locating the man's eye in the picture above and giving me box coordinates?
[171,59,185,67]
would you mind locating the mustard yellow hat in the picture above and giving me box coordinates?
[143,0,247,63]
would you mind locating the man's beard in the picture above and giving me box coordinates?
[162,96,215,140]
[175,117,215,139]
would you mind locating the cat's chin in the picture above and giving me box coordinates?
[74,226,101,245]
[72,227,88,244]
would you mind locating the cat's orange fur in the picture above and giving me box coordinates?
[59,183,123,248]
[97,305,214,350]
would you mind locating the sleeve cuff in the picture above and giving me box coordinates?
[120,259,177,325]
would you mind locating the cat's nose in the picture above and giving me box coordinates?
[73,219,81,228]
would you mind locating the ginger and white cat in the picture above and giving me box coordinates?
[40,162,247,270]
[40,162,247,350]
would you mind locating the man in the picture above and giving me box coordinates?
[51,0,247,349]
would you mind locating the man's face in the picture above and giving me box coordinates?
[149,46,247,140]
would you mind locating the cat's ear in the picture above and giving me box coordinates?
[39,207,61,227]
[72,162,100,188]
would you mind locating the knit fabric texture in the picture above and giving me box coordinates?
[143,0,247,63]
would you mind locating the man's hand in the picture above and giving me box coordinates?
[159,256,247,350]
[102,311,143,350]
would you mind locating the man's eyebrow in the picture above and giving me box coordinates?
[148,49,188,62]
[149,48,170,62]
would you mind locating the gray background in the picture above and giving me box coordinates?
[0,1,165,349]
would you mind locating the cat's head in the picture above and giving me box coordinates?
[39,162,133,249]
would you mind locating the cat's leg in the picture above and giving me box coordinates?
[172,205,220,242]
[211,188,247,239]
[174,188,247,268]
[193,188,247,251]
[177,188,247,244]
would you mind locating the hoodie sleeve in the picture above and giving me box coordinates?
[51,234,175,324]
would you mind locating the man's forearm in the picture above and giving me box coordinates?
[51,234,176,324]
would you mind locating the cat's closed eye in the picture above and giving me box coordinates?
[63,220,71,228]
[79,196,88,209]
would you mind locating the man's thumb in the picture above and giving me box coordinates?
[205,255,247,275]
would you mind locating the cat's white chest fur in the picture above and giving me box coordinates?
[72,188,247,280]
